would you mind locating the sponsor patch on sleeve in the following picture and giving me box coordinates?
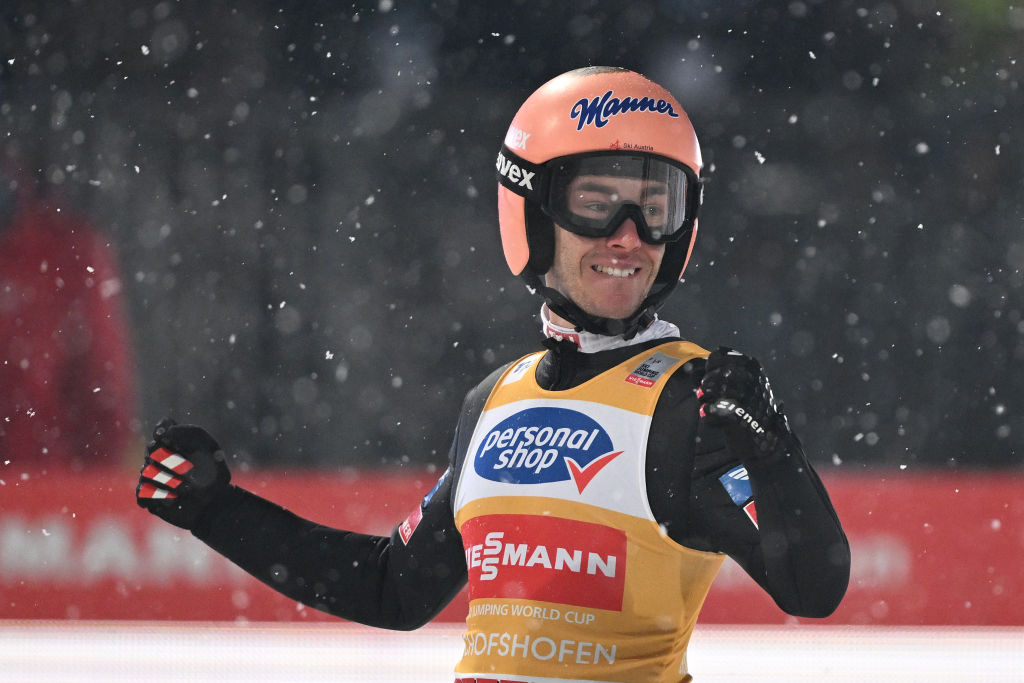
[718,465,758,529]
[398,505,423,545]
[399,468,450,545]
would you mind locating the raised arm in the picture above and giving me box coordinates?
[695,347,850,617]
[136,419,467,630]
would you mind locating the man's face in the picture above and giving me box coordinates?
[545,174,667,323]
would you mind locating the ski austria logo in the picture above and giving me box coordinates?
[474,407,622,493]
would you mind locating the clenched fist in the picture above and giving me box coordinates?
[697,347,794,457]
[136,418,231,530]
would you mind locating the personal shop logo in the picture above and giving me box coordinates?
[474,407,622,493]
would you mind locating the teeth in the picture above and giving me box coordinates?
[593,264,638,278]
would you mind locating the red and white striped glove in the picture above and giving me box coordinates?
[136,418,231,530]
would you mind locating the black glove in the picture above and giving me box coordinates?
[697,347,794,457]
[136,418,231,530]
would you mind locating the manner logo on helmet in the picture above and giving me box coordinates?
[570,89,680,131]
[474,407,622,493]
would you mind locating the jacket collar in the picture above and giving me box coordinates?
[540,305,680,353]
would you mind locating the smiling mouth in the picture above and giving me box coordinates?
[592,264,639,278]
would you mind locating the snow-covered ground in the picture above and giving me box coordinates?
[1,621,1020,682]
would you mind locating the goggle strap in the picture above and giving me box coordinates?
[496,145,547,203]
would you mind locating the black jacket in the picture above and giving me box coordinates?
[193,336,850,629]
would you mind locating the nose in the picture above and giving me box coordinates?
[606,217,643,249]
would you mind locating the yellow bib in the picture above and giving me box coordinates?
[453,341,725,683]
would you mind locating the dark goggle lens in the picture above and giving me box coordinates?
[546,154,693,244]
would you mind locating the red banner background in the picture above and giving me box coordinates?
[1,469,1020,625]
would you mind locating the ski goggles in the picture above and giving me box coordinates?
[497,147,702,245]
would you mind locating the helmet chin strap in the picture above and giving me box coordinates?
[522,270,674,340]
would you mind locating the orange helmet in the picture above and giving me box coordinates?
[496,66,703,337]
